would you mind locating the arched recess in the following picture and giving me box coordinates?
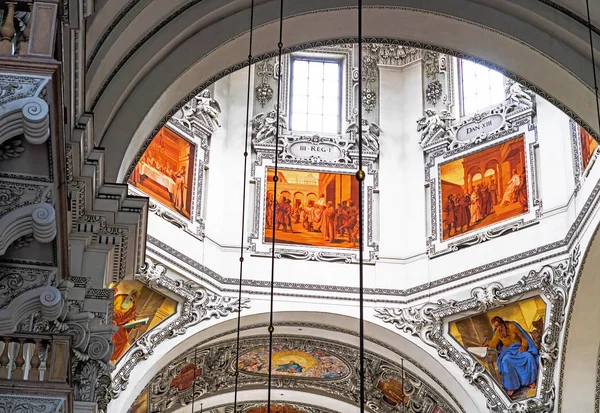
[86,2,600,183]
[110,311,482,412]
[560,206,600,412]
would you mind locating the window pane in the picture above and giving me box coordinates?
[308,95,323,114]
[292,95,308,113]
[309,61,324,79]
[324,63,339,80]
[291,113,307,131]
[308,77,323,97]
[323,115,338,134]
[293,60,308,79]
[461,59,506,115]
[323,80,339,98]
[323,98,338,115]
[307,114,321,132]
[292,76,308,96]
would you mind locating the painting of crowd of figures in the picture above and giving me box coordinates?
[440,135,528,240]
[580,125,599,171]
[129,126,196,219]
[449,296,546,401]
[264,168,360,249]
[110,280,177,363]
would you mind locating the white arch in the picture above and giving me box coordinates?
[83,2,599,183]
[110,311,482,412]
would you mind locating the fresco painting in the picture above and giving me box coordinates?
[449,296,546,400]
[580,125,599,171]
[238,344,350,379]
[377,377,409,406]
[130,387,148,413]
[110,280,177,363]
[246,406,306,413]
[129,126,195,219]
[169,362,203,391]
[264,168,360,248]
[440,136,528,240]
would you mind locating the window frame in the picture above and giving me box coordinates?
[289,54,344,135]
[458,59,506,117]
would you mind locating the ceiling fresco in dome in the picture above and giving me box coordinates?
[129,126,196,219]
[448,296,546,401]
[238,343,350,379]
[109,280,177,363]
[264,168,360,249]
[440,135,527,240]
[246,405,306,413]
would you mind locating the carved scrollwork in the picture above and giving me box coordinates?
[376,246,580,413]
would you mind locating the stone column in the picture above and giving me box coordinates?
[378,61,427,259]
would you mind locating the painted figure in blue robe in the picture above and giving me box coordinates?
[275,361,303,373]
[487,316,539,396]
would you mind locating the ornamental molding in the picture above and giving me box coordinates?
[376,246,580,413]
[201,401,341,413]
[111,259,251,399]
[0,201,56,256]
[0,395,64,413]
[170,89,222,135]
[143,335,458,413]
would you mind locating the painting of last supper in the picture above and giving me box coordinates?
[264,168,360,248]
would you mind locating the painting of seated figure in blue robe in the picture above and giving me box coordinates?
[449,296,546,401]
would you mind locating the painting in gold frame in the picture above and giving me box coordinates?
[264,168,360,249]
[129,126,195,219]
[440,135,528,240]
[110,280,177,363]
[580,125,599,171]
[448,296,546,401]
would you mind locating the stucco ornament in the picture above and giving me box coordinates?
[345,116,382,152]
[376,245,580,413]
[506,81,534,111]
[417,109,454,148]
[251,104,288,146]
[179,89,222,132]
[111,260,251,398]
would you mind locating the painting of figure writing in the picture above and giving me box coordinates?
[129,126,195,219]
[109,280,177,363]
[580,125,599,171]
[449,296,546,400]
[440,136,528,240]
[264,168,360,248]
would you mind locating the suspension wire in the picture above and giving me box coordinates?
[585,0,600,133]
[357,0,366,412]
[191,346,198,412]
[267,0,285,412]
[233,1,256,412]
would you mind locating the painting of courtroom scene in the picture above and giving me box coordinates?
[264,168,360,248]
[580,125,599,171]
[440,135,528,240]
[449,296,546,401]
[129,387,148,413]
[129,126,195,219]
[109,280,177,363]
[238,344,350,379]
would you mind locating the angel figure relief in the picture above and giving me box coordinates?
[506,82,533,111]
[345,116,382,152]
[251,104,288,145]
[180,89,222,130]
[417,109,454,148]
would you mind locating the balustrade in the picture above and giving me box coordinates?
[0,333,71,385]
[0,0,59,58]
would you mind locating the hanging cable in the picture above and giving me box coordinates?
[585,0,600,133]
[267,1,285,412]
[357,0,366,412]
[191,346,198,413]
[233,1,256,412]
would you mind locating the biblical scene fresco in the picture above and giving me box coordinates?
[264,168,360,248]
[110,280,177,363]
[238,344,350,379]
[246,406,306,413]
[130,387,148,413]
[377,377,409,407]
[129,126,195,219]
[440,135,528,240]
[580,125,599,171]
[169,362,203,391]
[449,296,546,400]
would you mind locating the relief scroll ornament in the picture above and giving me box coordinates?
[345,116,382,153]
[177,89,222,132]
[417,109,455,149]
[251,105,288,146]
[375,246,580,413]
[110,260,251,399]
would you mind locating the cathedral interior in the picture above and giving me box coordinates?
[1,1,600,412]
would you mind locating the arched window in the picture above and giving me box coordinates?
[460,59,505,116]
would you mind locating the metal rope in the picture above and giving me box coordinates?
[233,1,255,411]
